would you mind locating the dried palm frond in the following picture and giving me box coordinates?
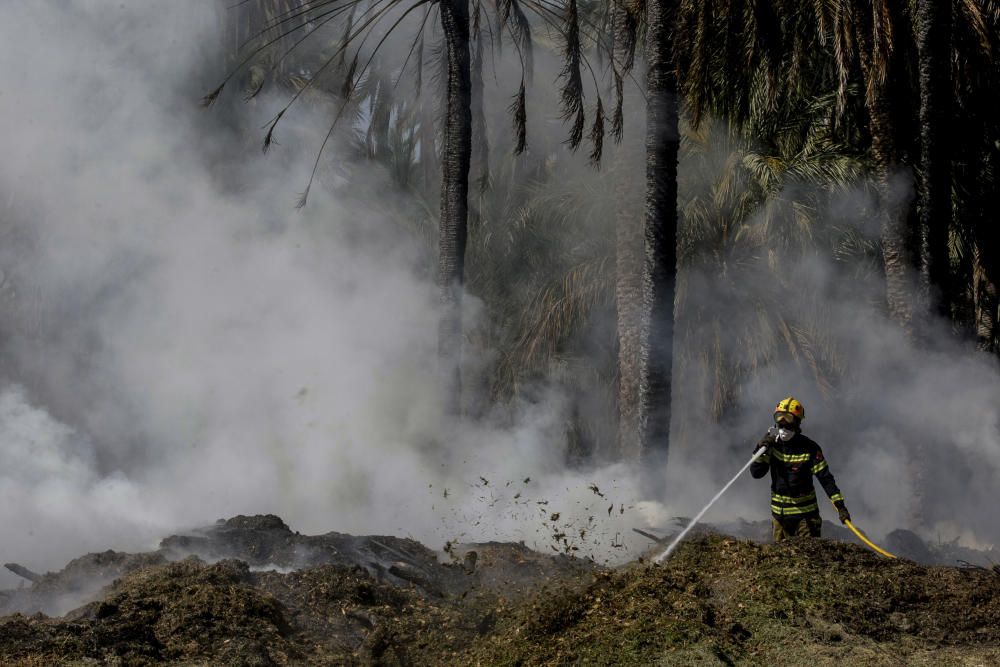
[559,0,585,151]
[510,79,527,155]
[497,0,534,82]
[610,0,637,143]
[588,96,605,166]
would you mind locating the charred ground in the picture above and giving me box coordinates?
[0,516,998,665]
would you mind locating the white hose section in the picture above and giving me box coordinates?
[653,445,768,564]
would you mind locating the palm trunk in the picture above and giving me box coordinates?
[867,89,917,337]
[642,0,679,471]
[614,141,644,460]
[869,96,929,526]
[857,16,919,338]
[438,0,472,415]
[917,0,952,320]
[612,1,643,461]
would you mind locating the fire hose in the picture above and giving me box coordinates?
[653,444,897,563]
[842,515,897,558]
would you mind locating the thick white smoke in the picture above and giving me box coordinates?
[0,1,652,587]
[1,0,997,593]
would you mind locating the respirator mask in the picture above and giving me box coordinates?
[773,411,798,441]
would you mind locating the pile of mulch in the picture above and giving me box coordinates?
[462,534,1000,665]
[3,519,1000,666]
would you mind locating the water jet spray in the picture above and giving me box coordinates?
[653,444,769,564]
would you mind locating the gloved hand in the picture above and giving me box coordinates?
[755,427,778,452]
[835,500,851,524]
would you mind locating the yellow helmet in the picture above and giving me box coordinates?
[774,397,805,424]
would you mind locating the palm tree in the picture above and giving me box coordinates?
[949,0,1000,352]
[675,0,925,335]
[850,1,922,337]
[610,0,645,460]
[916,0,952,319]
[640,0,680,473]
[673,93,868,441]
[437,0,474,414]
[207,0,546,414]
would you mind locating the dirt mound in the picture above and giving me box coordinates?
[1,550,167,617]
[0,515,597,664]
[648,518,1000,568]
[3,519,1000,665]
[0,558,296,666]
[464,534,1000,665]
[0,549,554,665]
[156,514,588,598]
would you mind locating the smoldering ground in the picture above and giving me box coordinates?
[0,0,997,594]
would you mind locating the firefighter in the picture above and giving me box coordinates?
[750,397,851,541]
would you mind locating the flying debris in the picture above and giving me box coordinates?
[588,484,605,498]
[632,528,668,544]
[4,563,41,583]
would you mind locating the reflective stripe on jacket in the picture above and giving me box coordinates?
[750,431,844,518]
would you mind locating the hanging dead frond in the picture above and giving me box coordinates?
[612,72,624,142]
[342,53,360,99]
[609,0,635,144]
[263,108,286,152]
[614,0,638,76]
[588,97,605,166]
[509,79,527,155]
[295,185,311,209]
[201,83,225,108]
[498,0,534,83]
[560,0,585,151]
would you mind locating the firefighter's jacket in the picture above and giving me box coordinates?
[749,431,844,517]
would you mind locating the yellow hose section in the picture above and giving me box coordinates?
[844,519,897,559]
